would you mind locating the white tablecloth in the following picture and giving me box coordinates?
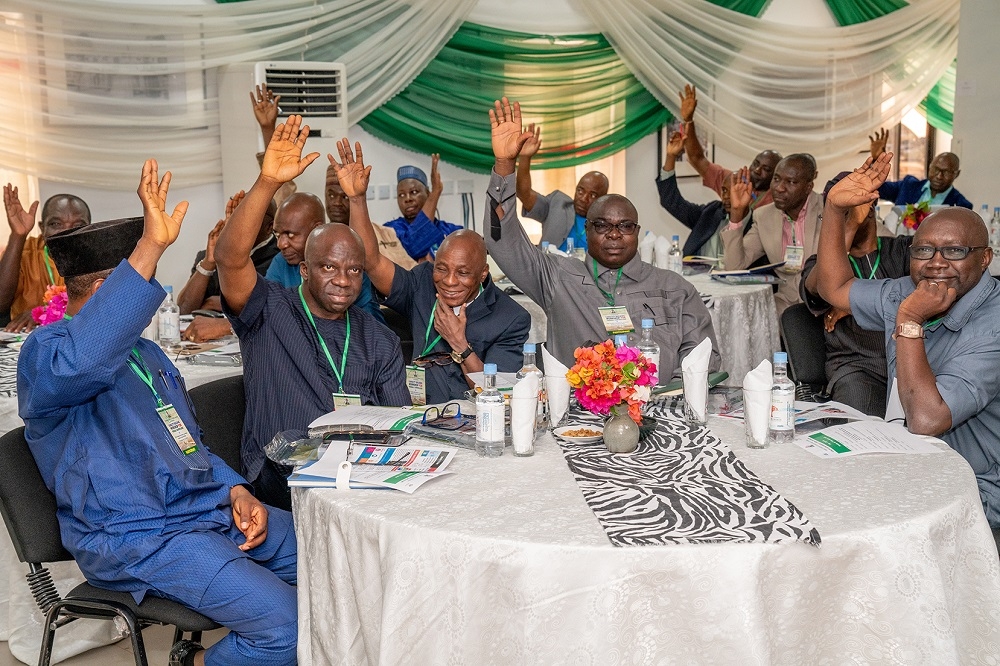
[294,415,1000,664]
[0,356,242,664]
[685,273,780,380]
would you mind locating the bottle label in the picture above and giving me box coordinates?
[158,313,180,341]
[477,404,506,443]
[769,391,795,430]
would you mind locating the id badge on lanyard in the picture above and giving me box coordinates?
[782,245,805,273]
[332,393,363,410]
[598,306,634,335]
[157,404,198,455]
[405,365,427,406]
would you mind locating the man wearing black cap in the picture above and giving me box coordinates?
[384,154,461,261]
[17,160,298,666]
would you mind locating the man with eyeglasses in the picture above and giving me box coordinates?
[484,97,720,374]
[816,153,1000,528]
[869,130,972,210]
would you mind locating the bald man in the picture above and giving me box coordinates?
[215,116,409,509]
[515,124,609,252]
[815,153,1000,527]
[1,188,91,331]
[330,140,530,404]
[869,132,972,210]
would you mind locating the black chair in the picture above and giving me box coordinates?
[188,375,245,473]
[780,303,829,402]
[0,427,218,666]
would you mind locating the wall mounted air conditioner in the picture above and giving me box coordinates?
[219,61,348,205]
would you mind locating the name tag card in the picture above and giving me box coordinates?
[598,306,634,335]
[332,393,363,410]
[156,404,198,455]
[781,245,805,273]
[405,365,427,406]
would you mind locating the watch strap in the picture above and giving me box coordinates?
[892,321,924,340]
[195,261,216,277]
[451,345,474,364]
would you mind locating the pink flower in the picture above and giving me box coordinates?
[32,286,68,326]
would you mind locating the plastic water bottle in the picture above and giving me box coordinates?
[768,352,795,444]
[565,237,575,257]
[157,286,181,348]
[979,204,990,226]
[476,363,506,458]
[991,207,1000,251]
[541,241,550,254]
[637,318,661,386]
[516,343,548,433]
[667,235,683,274]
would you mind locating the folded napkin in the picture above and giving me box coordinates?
[541,343,570,427]
[654,236,671,269]
[639,231,657,264]
[743,359,773,444]
[511,373,539,454]
[681,337,713,421]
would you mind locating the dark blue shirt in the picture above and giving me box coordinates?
[225,275,410,481]
[380,262,530,403]
[384,211,462,260]
[264,252,385,324]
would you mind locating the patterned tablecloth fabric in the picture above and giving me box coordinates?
[294,415,1000,665]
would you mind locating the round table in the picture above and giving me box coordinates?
[294,414,1000,664]
[684,273,780,381]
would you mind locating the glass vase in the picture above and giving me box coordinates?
[603,404,639,454]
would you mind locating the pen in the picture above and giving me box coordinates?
[168,371,179,389]
[158,369,169,391]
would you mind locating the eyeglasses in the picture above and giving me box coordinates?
[422,402,463,426]
[589,221,638,236]
[412,352,453,367]
[908,245,987,261]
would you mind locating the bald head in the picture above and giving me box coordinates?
[304,223,364,263]
[928,152,961,196]
[274,192,325,266]
[573,171,610,217]
[277,192,325,227]
[915,207,988,248]
[588,194,638,222]
[910,207,992,300]
[437,229,487,266]
[40,194,90,239]
[300,223,366,319]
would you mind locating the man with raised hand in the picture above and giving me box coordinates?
[869,128,972,210]
[215,115,409,510]
[330,139,529,405]
[384,154,461,261]
[815,152,1000,527]
[679,84,780,211]
[484,97,719,375]
[18,160,297,666]
[515,122,609,252]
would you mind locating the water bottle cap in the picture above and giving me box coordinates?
[541,241,550,248]
[523,343,536,353]
[614,334,628,346]
[164,285,173,293]
[641,318,654,328]
[484,363,497,374]
[672,235,680,241]
[774,351,787,363]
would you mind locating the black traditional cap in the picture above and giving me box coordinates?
[46,216,144,278]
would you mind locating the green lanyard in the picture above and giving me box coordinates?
[298,284,350,391]
[126,348,165,408]
[784,214,799,246]
[421,286,484,357]
[42,246,55,285]
[592,261,623,307]
[848,238,882,280]
[924,316,943,330]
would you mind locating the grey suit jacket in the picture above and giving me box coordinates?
[523,189,576,247]
[720,191,823,316]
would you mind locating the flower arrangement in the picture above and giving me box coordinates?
[901,201,931,231]
[31,285,68,326]
[566,340,657,423]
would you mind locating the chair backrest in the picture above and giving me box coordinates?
[188,375,246,473]
[0,427,73,565]
[780,303,828,386]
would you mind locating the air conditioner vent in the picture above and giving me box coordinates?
[262,67,343,118]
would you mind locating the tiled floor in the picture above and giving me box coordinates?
[0,625,228,666]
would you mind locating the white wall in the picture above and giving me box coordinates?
[952,0,999,211]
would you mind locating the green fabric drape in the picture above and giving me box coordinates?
[359,24,671,173]
[918,60,955,134]
[824,0,908,26]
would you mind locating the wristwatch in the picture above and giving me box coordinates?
[450,345,474,364]
[195,261,216,277]
[892,321,924,340]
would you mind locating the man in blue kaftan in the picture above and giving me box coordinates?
[17,161,296,666]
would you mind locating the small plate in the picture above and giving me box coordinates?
[553,425,604,443]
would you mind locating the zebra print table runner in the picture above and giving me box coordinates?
[556,403,821,547]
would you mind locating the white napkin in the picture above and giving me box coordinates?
[511,373,539,454]
[681,337,713,421]
[743,359,773,444]
[541,343,570,427]
[654,236,671,269]
[639,231,657,264]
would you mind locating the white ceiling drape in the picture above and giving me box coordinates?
[575,0,958,164]
[0,0,477,187]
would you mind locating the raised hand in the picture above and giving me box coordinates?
[520,123,542,158]
[869,127,889,160]
[827,152,893,210]
[430,153,443,194]
[225,190,246,220]
[249,84,281,130]
[137,159,188,248]
[679,84,697,122]
[730,166,753,211]
[489,97,533,161]
[3,184,38,238]
[328,138,372,198]
[260,115,321,185]
[204,219,226,264]
[666,131,684,158]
